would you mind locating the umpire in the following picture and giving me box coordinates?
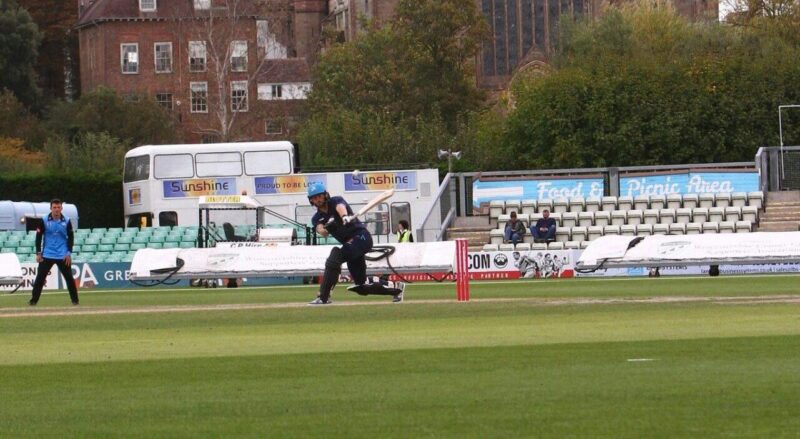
[29,199,79,306]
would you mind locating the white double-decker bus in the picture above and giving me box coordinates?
[122,142,442,241]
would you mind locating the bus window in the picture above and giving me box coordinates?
[127,213,153,228]
[124,155,150,182]
[154,154,193,179]
[244,150,292,175]
[196,152,242,177]
[159,211,178,227]
[391,202,411,234]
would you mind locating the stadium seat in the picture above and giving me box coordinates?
[147,242,163,249]
[626,210,643,225]
[561,212,578,228]
[116,235,133,244]
[659,208,676,224]
[113,243,130,252]
[489,229,504,245]
[652,224,669,235]
[130,243,146,251]
[682,194,699,209]
[579,241,590,249]
[643,209,660,225]
[521,199,537,215]
[577,212,594,227]
[98,244,114,252]
[569,197,585,213]
[604,225,620,236]
[594,211,611,227]
[747,191,764,209]
[715,193,731,208]
[100,237,116,245]
[587,226,604,241]
[499,243,514,251]
[585,197,601,212]
[676,208,692,224]
[731,192,748,207]
[81,244,97,253]
[611,210,627,226]
[571,226,587,242]
[530,242,547,251]
[735,220,752,233]
[708,207,725,223]
[667,193,682,209]
[650,194,666,210]
[515,243,531,251]
[149,235,166,244]
[133,235,149,244]
[556,227,571,242]
[163,241,180,249]
[742,206,758,223]
[4,235,21,244]
[620,224,637,236]
[724,206,741,222]
[719,221,736,233]
[686,223,702,234]
[504,200,521,215]
[699,193,715,208]
[91,227,107,233]
[552,198,569,213]
[549,212,562,224]
[547,241,564,250]
[16,246,34,255]
[560,241,577,249]
[537,199,553,213]
[482,244,499,252]
[692,207,709,223]
[633,195,650,211]
[601,196,617,212]
[668,223,686,235]
[636,224,653,236]
[702,222,719,233]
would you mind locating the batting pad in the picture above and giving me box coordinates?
[0,253,23,286]
[130,242,456,280]
[576,231,800,271]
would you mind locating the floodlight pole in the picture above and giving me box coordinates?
[778,104,800,184]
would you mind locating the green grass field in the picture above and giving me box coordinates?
[1,275,799,438]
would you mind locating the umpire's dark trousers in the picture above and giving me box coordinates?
[30,258,79,304]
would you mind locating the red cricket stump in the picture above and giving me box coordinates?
[455,238,470,302]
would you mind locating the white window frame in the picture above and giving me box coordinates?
[155,93,173,110]
[139,0,156,12]
[154,42,173,73]
[194,0,210,9]
[189,41,207,72]
[190,82,208,113]
[231,81,248,112]
[230,41,248,72]
[121,43,139,74]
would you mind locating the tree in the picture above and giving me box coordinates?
[0,0,42,108]
[723,0,800,44]
[46,87,179,148]
[502,2,800,169]
[178,0,292,141]
[18,0,80,100]
[299,0,489,168]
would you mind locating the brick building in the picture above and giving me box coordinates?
[76,0,324,143]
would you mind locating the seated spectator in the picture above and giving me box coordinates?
[531,209,557,243]
[504,211,526,245]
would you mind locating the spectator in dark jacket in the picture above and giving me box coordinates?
[29,199,79,306]
[504,211,526,245]
[531,209,557,243]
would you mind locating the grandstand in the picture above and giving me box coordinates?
[479,191,765,252]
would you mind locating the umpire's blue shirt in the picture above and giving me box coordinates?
[36,214,74,259]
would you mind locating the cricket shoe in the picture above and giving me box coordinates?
[392,282,405,303]
[308,297,332,305]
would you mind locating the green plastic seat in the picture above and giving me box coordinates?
[100,237,117,245]
[130,243,146,251]
[113,243,130,252]
[147,242,163,249]
[133,235,149,244]
[121,253,135,262]
[148,235,165,244]
[116,236,133,244]
[80,244,97,252]
[179,241,195,249]
[16,246,33,255]
[89,254,107,263]
[98,244,114,252]
[165,234,182,243]
[162,241,179,249]
[4,235,21,244]
[91,227,107,233]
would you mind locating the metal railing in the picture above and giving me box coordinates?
[416,173,456,242]
[756,146,800,192]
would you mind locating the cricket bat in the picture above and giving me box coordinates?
[355,189,395,219]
